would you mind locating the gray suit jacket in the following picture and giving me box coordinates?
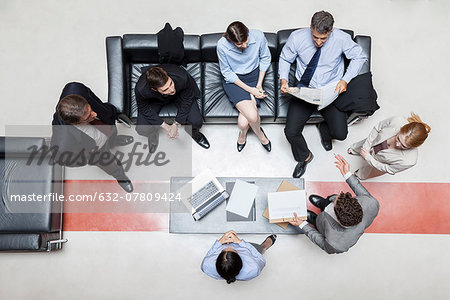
[301,175,380,254]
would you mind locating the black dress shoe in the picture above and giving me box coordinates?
[309,194,332,211]
[292,152,314,178]
[237,131,247,152]
[114,135,134,147]
[193,132,210,149]
[317,123,332,151]
[116,113,133,128]
[307,210,318,227]
[117,178,134,193]
[147,136,159,154]
[237,141,246,152]
[260,128,271,152]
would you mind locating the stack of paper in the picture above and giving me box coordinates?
[226,179,259,218]
[267,190,306,223]
[263,181,307,229]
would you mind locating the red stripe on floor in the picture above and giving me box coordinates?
[63,180,450,234]
[62,180,168,231]
[63,213,167,231]
[306,181,450,234]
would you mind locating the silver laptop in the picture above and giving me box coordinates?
[180,170,229,221]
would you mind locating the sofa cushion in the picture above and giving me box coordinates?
[0,157,55,232]
[0,233,41,250]
[0,137,45,159]
[203,63,276,121]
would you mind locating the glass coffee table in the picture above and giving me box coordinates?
[169,177,304,234]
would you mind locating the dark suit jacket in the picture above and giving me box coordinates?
[51,82,117,167]
[134,64,200,125]
[334,72,379,115]
[157,22,186,66]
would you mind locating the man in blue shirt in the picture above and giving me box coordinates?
[279,11,367,178]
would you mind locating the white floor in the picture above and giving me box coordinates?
[1,1,450,299]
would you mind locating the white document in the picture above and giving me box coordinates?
[267,190,307,220]
[317,80,340,110]
[288,80,340,110]
[226,179,259,218]
[288,87,323,105]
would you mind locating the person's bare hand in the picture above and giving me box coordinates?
[334,154,350,175]
[256,84,265,94]
[249,87,266,99]
[360,147,370,159]
[229,232,242,244]
[280,79,290,94]
[289,212,303,226]
[167,123,179,139]
[218,230,236,244]
[334,80,348,94]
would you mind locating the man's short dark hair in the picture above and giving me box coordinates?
[311,10,334,34]
[57,94,89,124]
[146,66,169,89]
[334,192,363,226]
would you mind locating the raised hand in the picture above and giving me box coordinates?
[334,154,350,175]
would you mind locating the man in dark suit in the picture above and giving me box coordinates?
[51,82,134,192]
[135,64,210,152]
[290,154,379,254]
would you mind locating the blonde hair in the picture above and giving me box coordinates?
[399,113,431,148]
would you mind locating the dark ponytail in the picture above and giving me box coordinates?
[216,250,242,284]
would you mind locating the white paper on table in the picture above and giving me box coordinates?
[267,190,307,219]
[225,179,259,218]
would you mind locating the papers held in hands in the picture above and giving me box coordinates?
[267,190,307,223]
[225,179,259,218]
[288,87,322,105]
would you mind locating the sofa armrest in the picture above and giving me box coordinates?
[106,36,127,114]
[354,35,371,75]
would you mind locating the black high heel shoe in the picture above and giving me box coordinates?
[237,131,247,152]
[260,128,271,152]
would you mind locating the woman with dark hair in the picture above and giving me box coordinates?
[201,230,276,283]
[217,21,272,152]
[348,113,431,179]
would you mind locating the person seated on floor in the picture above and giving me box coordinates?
[134,64,210,153]
[347,113,430,180]
[201,230,276,283]
[51,82,134,192]
[279,10,367,178]
[289,154,379,254]
[216,21,272,152]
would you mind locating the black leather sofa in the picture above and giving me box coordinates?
[0,137,67,251]
[106,28,371,124]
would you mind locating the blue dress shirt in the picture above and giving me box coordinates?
[217,29,272,83]
[201,240,266,281]
[279,28,367,88]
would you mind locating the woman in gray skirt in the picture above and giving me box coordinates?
[217,21,272,152]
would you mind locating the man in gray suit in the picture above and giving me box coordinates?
[290,154,379,254]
